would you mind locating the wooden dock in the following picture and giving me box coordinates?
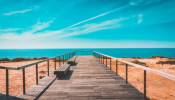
[17,56,143,100]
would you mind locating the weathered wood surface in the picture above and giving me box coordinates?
[17,56,143,100]
[67,56,77,65]
[54,64,70,78]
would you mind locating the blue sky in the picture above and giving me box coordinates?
[0,0,175,48]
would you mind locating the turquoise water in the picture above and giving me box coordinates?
[0,48,175,59]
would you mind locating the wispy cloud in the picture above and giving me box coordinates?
[0,19,54,40]
[130,0,160,6]
[59,17,128,38]
[66,5,129,28]
[0,5,129,41]
[0,17,128,41]
[3,9,32,16]
[0,28,22,32]
[138,14,143,24]
[29,19,54,33]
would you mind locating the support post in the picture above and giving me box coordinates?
[36,64,38,85]
[103,55,104,64]
[144,70,147,100]
[59,56,61,66]
[126,64,128,84]
[110,58,111,70]
[66,54,67,61]
[23,68,25,94]
[99,54,100,61]
[47,60,49,76]
[99,54,101,61]
[63,55,64,64]
[6,69,9,97]
[100,55,102,62]
[54,58,56,70]
[106,57,107,67]
[116,60,118,75]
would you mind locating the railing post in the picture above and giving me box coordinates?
[6,69,9,97]
[99,54,101,61]
[66,54,67,61]
[106,57,107,67]
[59,56,61,66]
[144,70,147,100]
[54,58,56,70]
[23,68,25,94]
[103,55,104,64]
[36,64,38,85]
[47,60,49,76]
[99,54,100,61]
[116,60,118,75]
[63,55,64,64]
[100,55,102,62]
[126,64,128,84]
[110,58,111,70]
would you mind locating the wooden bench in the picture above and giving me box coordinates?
[54,64,70,78]
[67,56,77,66]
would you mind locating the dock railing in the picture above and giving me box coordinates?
[0,51,76,96]
[93,51,175,100]
[0,51,175,100]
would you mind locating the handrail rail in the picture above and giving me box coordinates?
[93,51,175,82]
[1,50,175,81]
[0,66,19,70]
[0,51,75,70]
[18,51,75,69]
[75,50,93,52]
[0,51,77,96]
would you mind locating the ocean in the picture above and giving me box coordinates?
[0,48,175,59]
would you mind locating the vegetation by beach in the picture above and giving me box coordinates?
[0,57,48,63]
[156,61,175,65]
[132,60,148,67]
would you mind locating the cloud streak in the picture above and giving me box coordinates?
[66,5,129,28]
[0,19,54,40]
[138,14,143,24]
[0,4,130,41]
[0,17,128,41]
[3,9,32,16]
[0,28,22,32]
[59,17,128,38]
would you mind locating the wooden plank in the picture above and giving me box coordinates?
[18,56,143,100]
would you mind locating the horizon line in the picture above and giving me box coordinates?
[0,47,175,49]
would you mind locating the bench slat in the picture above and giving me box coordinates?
[54,64,70,78]
[67,56,77,65]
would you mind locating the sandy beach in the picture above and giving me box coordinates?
[107,57,175,100]
[0,57,175,100]
[0,60,63,95]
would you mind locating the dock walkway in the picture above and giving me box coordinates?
[18,56,143,100]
